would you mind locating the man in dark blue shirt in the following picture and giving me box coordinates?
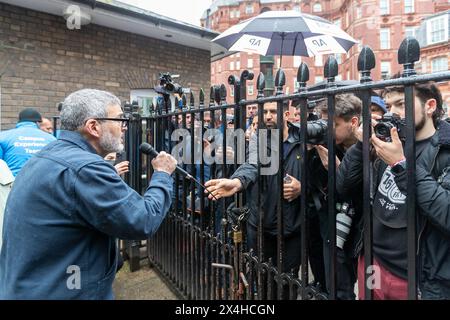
[0,89,177,299]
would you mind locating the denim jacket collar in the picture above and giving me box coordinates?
[58,130,99,155]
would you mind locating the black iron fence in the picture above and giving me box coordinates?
[123,37,450,300]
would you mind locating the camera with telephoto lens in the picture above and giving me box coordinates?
[156,72,184,95]
[306,119,328,145]
[374,112,407,142]
[336,202,355,250]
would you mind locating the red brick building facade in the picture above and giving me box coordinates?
[202,0,449,115]
[0,1,218,129]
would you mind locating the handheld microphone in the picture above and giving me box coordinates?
[139,142,194,180]
[139,142,218,201]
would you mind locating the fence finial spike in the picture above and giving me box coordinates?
[275,68,286,94]
[257,72,265,92]
[357,46,376,83]
[297,62,309,85]
[219,84,227,103]
[241,70,254,81]
[209,86,215,104]
[214,85,221,105]
[199,88,205,105]
[398,37,420,77]
[189,91,195,107]
[324,56,338,79]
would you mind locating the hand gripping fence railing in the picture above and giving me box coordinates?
[122,37,450,300]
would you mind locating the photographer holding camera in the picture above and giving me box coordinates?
[337,76,450,299]
[305,94,363,300]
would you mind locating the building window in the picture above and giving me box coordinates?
[218,63,222,73]
[431,56,448,73]
[230,10,235,19]
[294,78,300,91]
[236,10,240,18]
[247,85,254,96]
[315,55,323,67]
[334,18,342,28]
[245,5,253,15]
[293,56,302,68]
[405,26,418,39]
[293,5,301,12]
[428,16,447,44]
[380,28,390,49]
[236,60,240,70]
[356,6,362,19]
[315,76,323,83]
[380,0,389,15]
[247,58,253,69]
[381,61,391,79]
[229,61,234,71]
[335,54,342,64]
[313,3,322,12]
[404,0,414,14]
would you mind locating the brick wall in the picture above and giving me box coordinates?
[0,3,211,129]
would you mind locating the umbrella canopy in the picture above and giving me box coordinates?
[212,10,357,57]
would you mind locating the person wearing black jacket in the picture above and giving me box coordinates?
[205,102,303,298]
[337,80,450,299]
[308,94,363,300]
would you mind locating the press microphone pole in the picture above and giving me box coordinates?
[139,142,218,201]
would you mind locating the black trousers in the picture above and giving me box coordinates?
[247,225,301,299]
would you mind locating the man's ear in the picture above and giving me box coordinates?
[82,119,101,138]
[284,110,290,119]
[351,116,360,128]
[425,98,437,117]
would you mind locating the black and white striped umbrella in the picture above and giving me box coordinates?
[212,10,357,57]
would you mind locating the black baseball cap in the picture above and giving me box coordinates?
[18,108,42,123]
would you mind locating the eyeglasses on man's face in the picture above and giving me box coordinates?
[93,117,129,128]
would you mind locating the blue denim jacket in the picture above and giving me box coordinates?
[0,130,173,299]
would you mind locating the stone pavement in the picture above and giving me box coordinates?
[113,261,177,300]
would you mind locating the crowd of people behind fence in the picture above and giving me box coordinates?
[0,75,449,299]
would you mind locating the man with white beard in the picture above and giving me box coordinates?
[0,89,177,299]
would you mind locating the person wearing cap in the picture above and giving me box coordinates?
[371,95,388,116]
[0,108,56,176]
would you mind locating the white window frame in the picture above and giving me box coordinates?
[230,10,235,19]
[405,26,418,39]
[315,55,323,67]
[245,4,253,14]
[293,56,302,68]
[236,10,240,18]
[313,3,322,12]
[356,6,362,19]
[247,58,253,69]
[236,60,240,70]
[380,28,390,49]
[247,84,254,96]
[229,61,234,71]
[380,0,389,15]
[404,0,414,14]
[294,78,300,91]
[427,16,448,45]
[431,56,448,73]
[380,61,391,79]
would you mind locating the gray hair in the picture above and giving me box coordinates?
[60,89,121,131]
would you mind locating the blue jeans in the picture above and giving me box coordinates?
[420,279,450,300]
